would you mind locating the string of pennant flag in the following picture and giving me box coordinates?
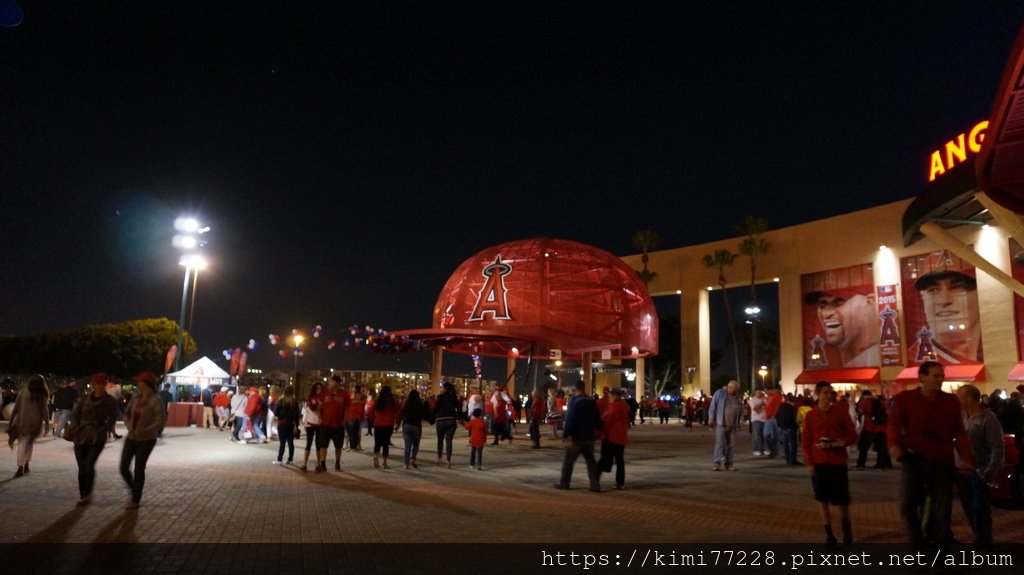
[221,324,429,365]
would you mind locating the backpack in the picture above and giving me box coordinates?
[870,397,887,424]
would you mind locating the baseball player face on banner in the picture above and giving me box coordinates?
[902,250,983,364]
[919,275,980,357]
[811,291,880,367]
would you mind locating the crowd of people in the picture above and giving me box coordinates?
[4,368,1023,552]
[708,363,1024,551]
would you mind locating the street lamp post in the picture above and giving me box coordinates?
[175,254,207,373]
[744,304,760,395]
[758,365,768,389]
[292,334,304,387]
[172,216,209,375]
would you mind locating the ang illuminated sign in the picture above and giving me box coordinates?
[927,120,988,182]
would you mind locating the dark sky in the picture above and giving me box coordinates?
[3,1,1023,379]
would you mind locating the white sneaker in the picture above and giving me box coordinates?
[753,451,763,456]
[272,460,282,465]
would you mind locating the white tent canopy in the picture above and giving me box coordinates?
[164,356,231,388]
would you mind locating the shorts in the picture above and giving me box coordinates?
[811,464,851,505]
[316,426,344,450]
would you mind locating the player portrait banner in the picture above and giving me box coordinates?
[900,249,983,365]
[1010,239,1024,359]
[801,263,880,369]
[876,284,902,366]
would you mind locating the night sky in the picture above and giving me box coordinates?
[3,2,1024,380]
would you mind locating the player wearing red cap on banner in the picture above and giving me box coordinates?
[908,250,982,364]
[805,285,880,368]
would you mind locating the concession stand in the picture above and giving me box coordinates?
[163,356,231,426]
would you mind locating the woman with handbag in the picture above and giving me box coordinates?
[120,372,165,509]
[69,373,119,506]
[8,374,50,477]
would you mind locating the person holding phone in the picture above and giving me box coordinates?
[801,381,858,548]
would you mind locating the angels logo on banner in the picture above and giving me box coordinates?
[900,250,983,365]
[801,264,881,369]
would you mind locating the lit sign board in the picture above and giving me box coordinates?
[928,121,988,182]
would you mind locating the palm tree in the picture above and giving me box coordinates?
[702,249,742,386]
[736,216,771,393]
[633,230,662,287]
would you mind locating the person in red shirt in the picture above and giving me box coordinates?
[802,382,858,548]
[315,375,351,473]
[528,390,546,449]
[212,388,231,432]
[244,387,266,443]
[490,385,513,444]
[854,390,892,470]
[596,387,611,414]
[464,408,487,470]
[367,385,400,469]
[597,388,630,489]
[655,398,670,424]
[762,389,784,457]
[887,361,973,552]
[344,384,365,451]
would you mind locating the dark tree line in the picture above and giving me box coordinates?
[0,318,196,378]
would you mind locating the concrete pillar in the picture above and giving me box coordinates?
[432,346,444,388]
[634,357,646,400]
[583,352,593,396]
[506,357,516,397]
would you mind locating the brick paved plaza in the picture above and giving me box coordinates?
[2,420,1023,574]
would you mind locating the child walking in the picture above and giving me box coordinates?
[465,408,487,470]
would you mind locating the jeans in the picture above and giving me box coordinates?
[711,425,736,465]
[598,440,626,487]
[119,438,156,503]
[470,446,483,468]
[74,442,106,497]
[559,438,599,489]
[529,417,541,447]
[856,429,893,468]
[402,424,422,464]
[957,472,993,547]
[54,408,72,437]
[304,426,319,451]
[373,426,394,458]
[779,428,798,464]
[899,453,955,550]
[763,418,779,455]
[345,419,362,450]
[277,423,295,462]
[491,419,511,443]
[751,420,765,453]
[436,418,457,461]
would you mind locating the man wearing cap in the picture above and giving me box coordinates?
[244,386,267,443]
[909,251,982,364]
[554,381,603,492]
[806,286,880,368]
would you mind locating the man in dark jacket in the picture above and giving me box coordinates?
[554,381,603,492]
[52,380,79,438]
